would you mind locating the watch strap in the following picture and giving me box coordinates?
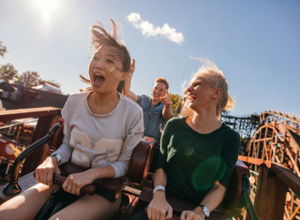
[50,152,61,164]
[153,185,166,193]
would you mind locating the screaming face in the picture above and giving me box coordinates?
[185,74,219,111]
[88,45,125,94]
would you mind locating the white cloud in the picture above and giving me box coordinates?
[127,12,184,45]
[127,13,141,23]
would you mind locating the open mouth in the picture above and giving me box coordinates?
[93,74,105,87]
[188,94,196,101]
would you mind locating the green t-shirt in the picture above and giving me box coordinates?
[156,117,240,204]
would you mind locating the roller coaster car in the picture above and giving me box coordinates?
[3,121,249,220]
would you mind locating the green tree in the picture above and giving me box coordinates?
[15,71,41,87]
[0,42,62,90]
[0,41,7,58]
[0,63,18,82]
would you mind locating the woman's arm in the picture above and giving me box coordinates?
[147,120,175,219]
[162,104,173,120]
[147,168,173,220]
[35,96,74,186]
[35,156,61,186]
[122,59,138,102]
[180,183,226,220]
[161,91,173,120]
[109,106,144,178]
[51,95,74,164]
[196,184,226,216]
[62,165,116,195]
[153,168,167,188]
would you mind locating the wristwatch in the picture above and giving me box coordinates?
[50,152,61,164]
[199,204,210,219]
[153,185,166,193]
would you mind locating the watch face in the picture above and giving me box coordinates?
[203,206,210,217]
[200,205,210,217]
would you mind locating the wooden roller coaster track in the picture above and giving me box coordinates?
[223,110,300,220]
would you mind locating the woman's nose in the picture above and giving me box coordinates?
[186,86,193,93]
[94,59,105,69]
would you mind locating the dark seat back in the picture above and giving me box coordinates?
[221,160,249,215]
[49,123,64,150]
[127,141,156,184]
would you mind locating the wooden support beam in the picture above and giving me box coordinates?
[0,107,61,123]
[238,156,272,168]
[255,165,288,220]
[271,163,300,196]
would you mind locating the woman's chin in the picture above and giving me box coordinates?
[91,85,103,93]
[187,102,197,110]
[93,87,118,96]
[185,100,193,107]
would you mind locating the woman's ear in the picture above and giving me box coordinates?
[212,88,222,99]
[120,71,126,81]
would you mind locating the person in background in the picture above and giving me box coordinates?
[123,60,173,142]
[0,19,143,220]
[146,62,240,220]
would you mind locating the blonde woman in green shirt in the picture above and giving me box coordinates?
[147,62,240,220]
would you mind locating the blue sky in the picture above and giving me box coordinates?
[0,0,299,115]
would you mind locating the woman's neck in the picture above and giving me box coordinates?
[187,109,221,134]
[88,91,119,114]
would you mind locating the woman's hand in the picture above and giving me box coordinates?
[160,91,172,107]
[147,191,173,220]
[180,208,205,220]
[128,58,135,77]
[62,169,96,195]
[35,156,61,186]
[124,58,135,82]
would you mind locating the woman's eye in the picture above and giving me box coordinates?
[106,59,114,63]
[194,82,201,87]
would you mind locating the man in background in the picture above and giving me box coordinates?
[123,60,173,142]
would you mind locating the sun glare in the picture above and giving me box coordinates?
[32,0,61,23]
